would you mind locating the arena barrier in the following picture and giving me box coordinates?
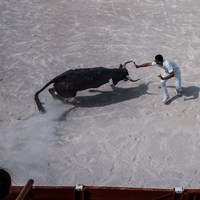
[5,179,200,200]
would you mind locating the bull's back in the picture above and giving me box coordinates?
[54,67,112,91]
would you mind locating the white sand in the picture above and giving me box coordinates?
[1,0,200,189]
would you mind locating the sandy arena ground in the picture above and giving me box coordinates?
[1,0,200,189]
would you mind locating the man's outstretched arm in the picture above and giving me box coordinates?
[135,63,152,68]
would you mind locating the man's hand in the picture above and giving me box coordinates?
[134,62,139,68]
[158,72,174,80]
[158,74,164,80]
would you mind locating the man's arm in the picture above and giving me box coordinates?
[158,71,174,80]
[135,63,152,68]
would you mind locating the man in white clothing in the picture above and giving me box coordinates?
[135,54,182,103]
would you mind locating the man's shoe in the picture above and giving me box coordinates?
[162,95,170,103]
[174,88,181,96]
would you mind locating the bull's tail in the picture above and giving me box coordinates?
[34,78,56,113]
[35,71,70,113]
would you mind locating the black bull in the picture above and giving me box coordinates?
[34,61,139,113]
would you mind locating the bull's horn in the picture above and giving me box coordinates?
[122,60,133,68]
[126,75,140,82]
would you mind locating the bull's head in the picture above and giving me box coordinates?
[112,61,140,85]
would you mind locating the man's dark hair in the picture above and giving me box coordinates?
[0,169,11,200]
[155,54,163,62]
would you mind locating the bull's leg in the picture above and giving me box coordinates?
[48,87,67,103]
[60,90,78,103]
[49,86,78,103]
[48,87,57,99]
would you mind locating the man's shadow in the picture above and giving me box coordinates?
[165,86,200,105]
[58,82,154,120]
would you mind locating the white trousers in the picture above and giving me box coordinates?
[160,67,181,97]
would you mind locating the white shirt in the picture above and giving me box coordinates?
[152,59,179,73]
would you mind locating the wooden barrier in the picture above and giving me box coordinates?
[6,183,200,200]
[32,187,76,200]
[83,187,176,200]
[182,189,200,200]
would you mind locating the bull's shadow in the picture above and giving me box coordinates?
[165,85,200,105]
[58,82,153,120]
[67,82,153,108]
